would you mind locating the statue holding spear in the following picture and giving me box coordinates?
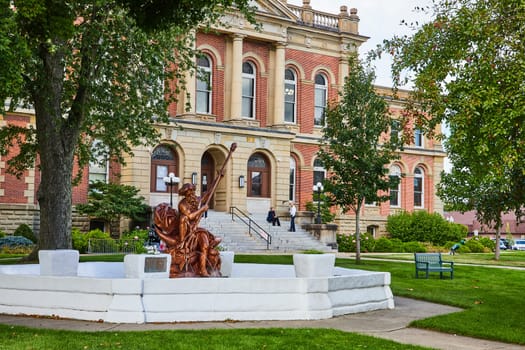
[154,143,237,277]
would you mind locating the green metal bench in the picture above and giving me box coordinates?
[414,253,454,279]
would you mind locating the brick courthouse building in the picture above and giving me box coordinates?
[0,0,446,237]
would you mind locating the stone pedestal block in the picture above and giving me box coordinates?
[220,251,235,277]
[293,253,335,277]
[124,254,171,279]
[39,250,79,276]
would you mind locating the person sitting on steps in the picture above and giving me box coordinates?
[266,207,281,226]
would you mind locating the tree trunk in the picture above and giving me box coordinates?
[25,46,80,261]
[355,204,361,264]
[494,226,501,261]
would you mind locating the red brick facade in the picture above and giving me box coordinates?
[0,1,446,236]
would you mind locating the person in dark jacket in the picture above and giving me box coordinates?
[266,207,281,226]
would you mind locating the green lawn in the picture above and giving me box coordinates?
[237,253,525,344]
[0,327,431,350]
[360,250,525,267]
[334,257,525,344]
[1,252,524,347]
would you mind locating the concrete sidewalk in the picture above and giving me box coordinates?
[0,297,523,350]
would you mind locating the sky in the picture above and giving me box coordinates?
[287,0,433,87]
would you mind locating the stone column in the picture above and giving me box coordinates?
[229,34,245,120]
[184,70,196,114]
[272,42,286,125]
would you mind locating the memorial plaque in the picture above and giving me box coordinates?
[144,257,167,273]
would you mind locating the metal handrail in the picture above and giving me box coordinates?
[229,206,272,249]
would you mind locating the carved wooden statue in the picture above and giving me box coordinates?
[154,143,236,277]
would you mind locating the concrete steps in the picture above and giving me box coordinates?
[200,210,335,253]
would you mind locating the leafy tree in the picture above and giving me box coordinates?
[317,54,401,263]
[76,181,149,235]
[379,0,525,260]
[0,0,254,260]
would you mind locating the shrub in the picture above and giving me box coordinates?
[122,228,149,242]
[337,234,356,252]
[403,241,427,253]
[72,228,112,253]
[0,236,35,249]
[1,245,33,254]
[121,229,149,254]
[359,233,375,252]
[0,230,6,238]
[465,238,488,253]
[478,237,495,251]
[336,233,375,253]
[373,237,393,252]
[13,224,37,243]
[390,238,404,252]
[442,223,468,245]
[387,211,467,245]
[444,241,455,250]
[457,245,471,254]
[386,211,414,241]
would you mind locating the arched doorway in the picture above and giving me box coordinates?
[247,152,270,198]
[201,151,215,209]
[246,152,271,215]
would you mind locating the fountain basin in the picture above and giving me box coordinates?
[0,262,394,324]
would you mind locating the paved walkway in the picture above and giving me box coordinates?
[0,297,523,350]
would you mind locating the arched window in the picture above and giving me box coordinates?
[390,164,401,207]
[196,55,212,114]
[150,145,178,192]
[414,166,424,208]
[247,153,270,197]
[289,157,296,202]
[284,68,296,123]
[314,74,327,126]
[242,61,256,119]
[313,158,326,185]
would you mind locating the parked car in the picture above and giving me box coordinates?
[511,239,525,251]
[492,239,508,250]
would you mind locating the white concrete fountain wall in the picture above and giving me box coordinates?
[0,252,394,324]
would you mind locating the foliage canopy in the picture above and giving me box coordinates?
[0,0,255,256]
[378,0,525,258]
[76,182,149,230]
[318,54,401,262]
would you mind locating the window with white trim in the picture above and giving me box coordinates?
[289,157,296,202]
[314,74,327,126]
[313,158,326,185]
[389,164,401,207]
[89,140,108,185]
[284,68,296,123]
[414,167,424,208]
[196,55,212,114]
[150,145,178,193]
[242,61,256,119]
[391,120,400,144]
[414,128,424,148]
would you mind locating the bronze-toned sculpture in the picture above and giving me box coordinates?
[154,143,236,277]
